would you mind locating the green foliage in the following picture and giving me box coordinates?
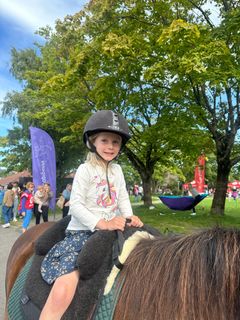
[0,127,31,172]
[1,0,240,213]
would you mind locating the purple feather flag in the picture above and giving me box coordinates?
[30,127,56,210]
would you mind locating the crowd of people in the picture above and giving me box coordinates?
[0,181,53,233]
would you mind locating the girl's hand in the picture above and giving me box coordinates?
[107,216,126,231]
[126,215,143,228]
[96,216,126,231]
[21,212,26,217]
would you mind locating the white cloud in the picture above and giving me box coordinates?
[0,0,88,31]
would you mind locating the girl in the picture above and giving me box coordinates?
[19,181,34,233]
[40,110,143,320]
[34,185,45,213]
[35,182,53,224]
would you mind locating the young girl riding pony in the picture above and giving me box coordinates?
[40,110,143,319]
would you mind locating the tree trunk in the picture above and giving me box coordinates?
[211,161,231,216]
[124,147,156,207]
[141,171,153,206]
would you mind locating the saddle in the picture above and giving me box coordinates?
[20,216,161,320]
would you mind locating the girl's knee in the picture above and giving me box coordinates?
[51,283,69,306]
[51,275,78,307]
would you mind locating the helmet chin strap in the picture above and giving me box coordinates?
[86,139,96,153]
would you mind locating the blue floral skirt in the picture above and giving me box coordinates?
[41,230,94,285]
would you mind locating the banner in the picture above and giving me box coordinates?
[30,127,56,209]
[194,154,206,193]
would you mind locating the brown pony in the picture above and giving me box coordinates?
[4,222,54,320]
[5,226,240,320]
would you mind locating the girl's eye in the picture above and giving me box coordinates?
[99,137,120,145]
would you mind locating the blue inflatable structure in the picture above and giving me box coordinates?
[159,194,208,212]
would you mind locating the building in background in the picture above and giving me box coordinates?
[0,170,32,187]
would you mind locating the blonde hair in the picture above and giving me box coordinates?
[26,182,34,189]
[86,152,107,168]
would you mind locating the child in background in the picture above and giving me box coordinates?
[19,182,34,233]
[34,185,45,213]
[40,110,143,319]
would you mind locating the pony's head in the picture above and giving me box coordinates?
[116,227,240,320]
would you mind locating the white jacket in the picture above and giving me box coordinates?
[67,162,133,232]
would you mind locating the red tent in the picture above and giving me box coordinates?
[228,180,240,189]
[183,180,208,191]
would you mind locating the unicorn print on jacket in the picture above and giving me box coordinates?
[95,178,117,209]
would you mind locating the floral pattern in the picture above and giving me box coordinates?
[41,230,94,284]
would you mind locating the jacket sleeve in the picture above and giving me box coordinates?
[69,165,102,231]
[21,197,27,211]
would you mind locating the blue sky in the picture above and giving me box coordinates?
[0,0,88,137]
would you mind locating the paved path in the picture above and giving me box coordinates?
[0,213,61,319]
[0,224,20,319]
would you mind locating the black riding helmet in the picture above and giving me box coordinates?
[83,110,131,151]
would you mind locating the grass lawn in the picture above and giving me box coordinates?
[131,195,240,234]
[2,196,239,235]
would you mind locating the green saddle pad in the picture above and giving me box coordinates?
[7,257,123,320]
[8,257,33,320]
[95,276,123,320]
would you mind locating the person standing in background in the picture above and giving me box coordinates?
[133,184,139,202]
[232,188,238,201]
[62,184,72,218]
[2,183,14,228]
[138,185,143,200]
[12,181,20,222]
[35,182,53,224]
[0,185,5,220]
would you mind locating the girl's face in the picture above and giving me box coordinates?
[28,184,34,192]
[93,132,122,162]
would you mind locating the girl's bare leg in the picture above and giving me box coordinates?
[40,270,79,320]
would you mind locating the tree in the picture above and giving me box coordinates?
[148,0,240,214]
[1,0,213,205]
[45,0,211,205]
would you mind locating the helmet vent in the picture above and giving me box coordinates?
[108,112,120,130]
